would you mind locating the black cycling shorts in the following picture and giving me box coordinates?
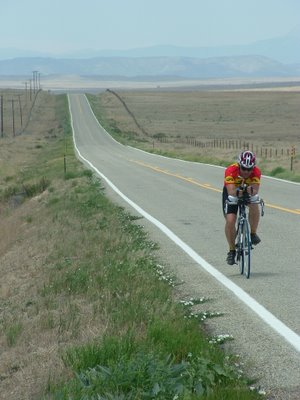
[222,186,238,216]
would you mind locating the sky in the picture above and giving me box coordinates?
[1,0,300,54]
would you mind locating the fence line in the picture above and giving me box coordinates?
[157,136,295,158]
[106,89,149,136]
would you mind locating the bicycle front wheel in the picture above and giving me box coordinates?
[243,221,251,278]
[236,226,244,275]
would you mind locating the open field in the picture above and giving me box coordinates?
[88,89,300,180]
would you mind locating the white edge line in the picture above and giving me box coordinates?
[68,94,300,353]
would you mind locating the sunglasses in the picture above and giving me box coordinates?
[240,166,253,172]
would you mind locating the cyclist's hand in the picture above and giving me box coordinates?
[246,186,254,195]
[236,187,242,197]
[244,193,251,202]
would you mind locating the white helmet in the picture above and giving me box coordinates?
[238,150,256,169]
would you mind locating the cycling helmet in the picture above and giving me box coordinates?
[238,150,256,169]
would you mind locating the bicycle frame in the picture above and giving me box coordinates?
[226,190,264,279]
[236,195,252,278]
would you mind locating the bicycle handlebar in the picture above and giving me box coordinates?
[226,195,265,216]
[227,194,262,204]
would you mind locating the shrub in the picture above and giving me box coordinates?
[270,166,285,176]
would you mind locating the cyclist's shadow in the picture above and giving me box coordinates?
[240,271,279,278]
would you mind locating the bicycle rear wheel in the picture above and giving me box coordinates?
[243,221,251,278]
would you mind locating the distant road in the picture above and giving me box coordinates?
[68,93,300,397]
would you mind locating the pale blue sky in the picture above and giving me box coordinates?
[1,0,299,54]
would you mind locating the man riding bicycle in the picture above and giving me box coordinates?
[222,150,262,265]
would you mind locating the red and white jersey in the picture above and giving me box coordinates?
[224,163,261,187]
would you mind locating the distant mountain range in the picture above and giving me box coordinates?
[61,26,300,64]
[0,27,299,79]
[0,55,299,80]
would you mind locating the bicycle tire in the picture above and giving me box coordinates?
[236,224,244,275]
[243,221,251,278]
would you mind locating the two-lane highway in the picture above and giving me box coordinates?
[69,93,300,397]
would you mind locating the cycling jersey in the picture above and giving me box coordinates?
[224,163,261,187]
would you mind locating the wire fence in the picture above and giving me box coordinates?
[156,136,296,159]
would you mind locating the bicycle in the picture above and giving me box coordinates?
[226,184,264,278]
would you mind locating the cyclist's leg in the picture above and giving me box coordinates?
[225,213,237,250]
[222,186,238,250]
[248,203,260,234]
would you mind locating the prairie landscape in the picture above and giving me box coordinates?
[88,88,300,179]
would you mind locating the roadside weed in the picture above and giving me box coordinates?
[4,322,23,347]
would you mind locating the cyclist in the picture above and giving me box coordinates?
[222,150,262,265]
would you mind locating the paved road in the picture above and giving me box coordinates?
[68,93,300,397]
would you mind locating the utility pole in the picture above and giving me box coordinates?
[23,81,28,105]
[1,95,3,137]
[32,70,38,93]
[11,99,15,137]
[29,79,32,101]
[18,94,23,126]
[32,71,36,93]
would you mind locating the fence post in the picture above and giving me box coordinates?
[290,145,296,171]
[64,154,66,175]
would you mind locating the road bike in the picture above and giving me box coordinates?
[226,186,264,278]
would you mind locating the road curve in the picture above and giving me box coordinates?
[68,93,300,397]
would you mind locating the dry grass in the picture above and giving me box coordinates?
[93,89,300,175]
[0,92,80,399]
[0,91,174,400]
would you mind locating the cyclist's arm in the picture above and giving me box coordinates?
[226,183,237,196]
[246,183,260,196]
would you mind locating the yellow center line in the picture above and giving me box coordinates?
[131,159,222,192]
[264,203,300,215]
[130,159,300,215]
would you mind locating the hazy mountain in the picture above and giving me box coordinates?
[57,26,300,64]
[0,27,300,79]
[0,48,50,60]
[0,55,298,79]
[1,26,300,64]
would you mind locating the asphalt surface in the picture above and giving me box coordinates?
[68,93,300,398]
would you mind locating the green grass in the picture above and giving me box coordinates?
[4,322,23,347]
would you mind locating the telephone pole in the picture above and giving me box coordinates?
[1,95,3,137]
[18,94,23,126]
[29,79,32,101]
[11,99,15,137]
[32,70,39,93]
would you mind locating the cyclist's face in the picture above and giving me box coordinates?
[239,167,253,177]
